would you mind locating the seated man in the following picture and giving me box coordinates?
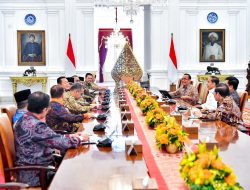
[194,83,241,126]
[225,76,240,107]
[72,75,80,83]
[169,73,199,105]
[64,83,93,114]
[12,89,31,125]
[57,76,71,91]
[84,73,106,92]
[46,85,89,132]
[83,73,97,91]
[82,73,96,101]
[14,91,89,187]
[201,76,219,110]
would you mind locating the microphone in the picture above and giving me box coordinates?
[81,141,96,145]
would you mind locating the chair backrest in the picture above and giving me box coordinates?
[196,82,202,95]
[1,105,17,126]
[202,90,209,104]
[239,91,248,113]
[0,113,15,170]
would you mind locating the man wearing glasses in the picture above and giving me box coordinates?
[169,73,199,105]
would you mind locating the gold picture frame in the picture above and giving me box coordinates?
[17,30,46,66]
[200,29,225,62]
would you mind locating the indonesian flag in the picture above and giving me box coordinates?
[168,33,178,84]
[65,34,76,76]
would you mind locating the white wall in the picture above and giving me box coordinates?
[149,0,249,91]
[0,0,66,100]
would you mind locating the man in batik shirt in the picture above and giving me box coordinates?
[195,83,241,126]
[169,73,199,105]
[64,83,94,114]
[225,76,240,107]
[14,91,89,187]
[46,85,89,132]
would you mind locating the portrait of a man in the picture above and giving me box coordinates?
[200,29,225,62]
[17,30,46,66]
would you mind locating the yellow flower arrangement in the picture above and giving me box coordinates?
[136,92,149,106]
[128,82,140,94]
[139,96,159,114]
[180,144,243,190]
[145,108,168,128]
[155,118,188,151]
[132,88,144,98]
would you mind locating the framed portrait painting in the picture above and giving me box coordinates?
[17,30,46,66]
[200,29,225,62]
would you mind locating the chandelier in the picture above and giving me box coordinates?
[106,7,126,49]
[95,0,167,23]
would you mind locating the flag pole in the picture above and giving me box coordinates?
[169,32,177,91]
[170,33,174,86]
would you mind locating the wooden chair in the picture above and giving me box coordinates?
[239,91,248,114]
[195,82,202,95]
[0,113,54,190]
[197,83,209,104]
[1,105,17,126]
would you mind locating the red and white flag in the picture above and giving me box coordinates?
[168,33,178,84]
[65,34,76,76]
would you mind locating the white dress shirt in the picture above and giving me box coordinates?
[201,88,217,110]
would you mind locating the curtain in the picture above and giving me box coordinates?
[98,28,133,83]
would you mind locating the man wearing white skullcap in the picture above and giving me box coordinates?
[203,32,223,61]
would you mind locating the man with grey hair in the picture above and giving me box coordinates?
[203,32,223,61]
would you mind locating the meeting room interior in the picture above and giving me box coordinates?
[0,0,250,190]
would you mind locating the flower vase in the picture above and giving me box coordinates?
[166,144,178,154]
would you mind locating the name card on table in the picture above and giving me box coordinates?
[170,113,182,125]
[157,101,165,106]
[199,137,218,151]
[125,140,143,154]
[119,91,125,96]
[161,105,170,114]
[119,95,126,99]
[120,104,130,111]
[132,178,158,190]
[119,100,127,107]
[122,120,134,132]
[121,111,132,120]
[182,124,198,134]
[146,90,152,95]
[151,95,158,100]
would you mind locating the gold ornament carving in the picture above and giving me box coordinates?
[111,43,143,85]
[10,77,48,93]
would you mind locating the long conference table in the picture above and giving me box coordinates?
[49,86,250,190]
